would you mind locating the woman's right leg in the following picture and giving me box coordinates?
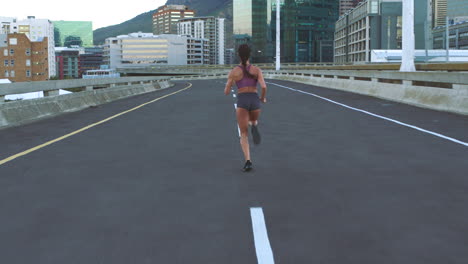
[236,107,250,161]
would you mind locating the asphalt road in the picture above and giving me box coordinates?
[0,79,467,263]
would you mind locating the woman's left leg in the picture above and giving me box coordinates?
[249,109,261,145]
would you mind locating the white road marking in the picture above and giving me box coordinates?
[268,82,468,147]
[234,103,241,137]
[250,207,275,264]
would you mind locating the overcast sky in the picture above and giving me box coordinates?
[2,0,167,30]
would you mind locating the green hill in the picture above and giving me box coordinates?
[93,0,233,47]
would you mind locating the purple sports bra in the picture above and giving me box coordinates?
[235,65,258,89]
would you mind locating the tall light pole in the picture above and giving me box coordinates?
[276,0,281,71]
[399,0,416,72]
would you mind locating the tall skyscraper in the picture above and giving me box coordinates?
[433,0,447,27]
[153,5,195,35]
[233,0,339,63]
[233,0,273,63]
[53,21,93,47]
[178,17,225,64]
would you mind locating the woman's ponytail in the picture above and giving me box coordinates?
[238,44,256,79]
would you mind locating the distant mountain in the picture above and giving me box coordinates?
[93,10,155,45]
[93,0,233,47]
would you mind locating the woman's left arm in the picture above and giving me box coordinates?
[257,68,267,103]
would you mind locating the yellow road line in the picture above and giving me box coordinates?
[0,83,192,167]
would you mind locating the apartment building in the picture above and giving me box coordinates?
[153,5,195,35]
[178,17,225,64]
[55,47,81,79]
[433,0,447,27]
[1,16,56,78]
[0,33,48,82]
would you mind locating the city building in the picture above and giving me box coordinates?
[447,0,468,23]
[233,0,339,63]
[1,16,56,78]
[225,48,235,65]
[334,0,432,63]
[153,5,195,35]
[104,33,209,69]
[339,0,365,16]
[433,20,468,50]
[0,33,49,82]
[433,0,447,27]
[79,47,104,77]
[233,0,273,63]
[178,17,225,64]
[55,47,81,79]
[53,21,93,47]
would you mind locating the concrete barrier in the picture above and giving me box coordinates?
[0,80,174,129]
[174,70,467,115]
[264,72,468,115]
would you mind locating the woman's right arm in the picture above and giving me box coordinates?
[224,70,234,95]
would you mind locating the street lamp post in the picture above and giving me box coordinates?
[276,0,281,71]
[399,0,416,72]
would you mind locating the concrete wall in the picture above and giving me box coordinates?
[263,72,468,115]
[0,79,173,129]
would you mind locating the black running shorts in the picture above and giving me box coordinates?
[237,92,261,111]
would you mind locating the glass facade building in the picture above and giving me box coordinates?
[234,0,339,63]
[234,0,273,63]
[334,0,431,63]
[447,0,468,21]
[53,21,93,47]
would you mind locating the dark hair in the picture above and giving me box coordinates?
[238,44,256,79]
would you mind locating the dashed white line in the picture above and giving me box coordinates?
[250,207,275,264]
[268,82,468,147]
[232,90,241,137]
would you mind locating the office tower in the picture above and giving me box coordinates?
[55,47,81,79]
[433,0,447,27]
[0,33,49,82]
[178,17,225,64]
[339,0,365,16]
[447,0,468,22]
[53,21,93,47]
[433,21,468,49]
[334,0,431,63]
[79,47,104,77]
[233,0,273,63]
[233,0,339,63]
[153,5,195,35]
[1,16,56,78]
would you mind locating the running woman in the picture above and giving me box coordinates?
[224,44,267,172]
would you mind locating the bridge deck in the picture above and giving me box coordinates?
[0,80,467,263]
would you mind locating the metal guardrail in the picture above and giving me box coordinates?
[0,76,171,103]
[118,62,468,75]
[170,69,468,88]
